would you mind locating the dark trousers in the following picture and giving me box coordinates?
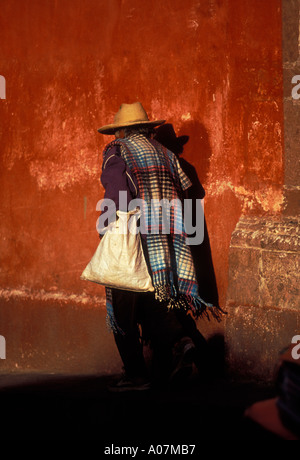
[111,289,184,380]
[111,288,207,381]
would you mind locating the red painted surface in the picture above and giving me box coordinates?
[0,0,284,372]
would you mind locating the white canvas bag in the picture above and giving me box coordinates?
[80,209,154,292]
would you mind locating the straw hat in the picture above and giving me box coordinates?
[98,102,165,134]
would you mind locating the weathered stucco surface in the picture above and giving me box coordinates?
[0,0,286,374]
[225,0,300,381]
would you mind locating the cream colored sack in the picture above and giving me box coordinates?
[80,209,154,292]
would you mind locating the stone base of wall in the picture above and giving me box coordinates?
[225,216,299,381]
[0,293,122,375]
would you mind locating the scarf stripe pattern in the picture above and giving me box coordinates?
[103,134,214,319]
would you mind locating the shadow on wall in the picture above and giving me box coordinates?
[154,123,219,308]
[155,124,225,378]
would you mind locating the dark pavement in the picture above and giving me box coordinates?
[0,372,281,442]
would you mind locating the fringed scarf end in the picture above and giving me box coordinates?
[105,287,125,335]
[154,283,178,302]
[191,296,226,322]
[105,313,125,335]
[155,284,225,322]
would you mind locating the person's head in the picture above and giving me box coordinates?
[114,125,155,139]
[97,102,165,136]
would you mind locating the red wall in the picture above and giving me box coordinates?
[0,0,284,372]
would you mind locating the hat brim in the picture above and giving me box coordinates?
[98,119,166,135]
[245,398,299,440]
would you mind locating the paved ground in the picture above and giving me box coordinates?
[0,372,281,442]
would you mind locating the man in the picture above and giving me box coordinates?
[98,102,213,391]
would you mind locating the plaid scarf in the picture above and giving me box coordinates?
[102,134,215,330]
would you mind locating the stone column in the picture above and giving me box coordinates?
[225,1,300,381]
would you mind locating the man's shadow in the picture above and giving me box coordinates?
[154,123,225,378]
[155,123,219,308]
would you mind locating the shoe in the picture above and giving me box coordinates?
[169,337,197,385]
[108,375,151,393]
